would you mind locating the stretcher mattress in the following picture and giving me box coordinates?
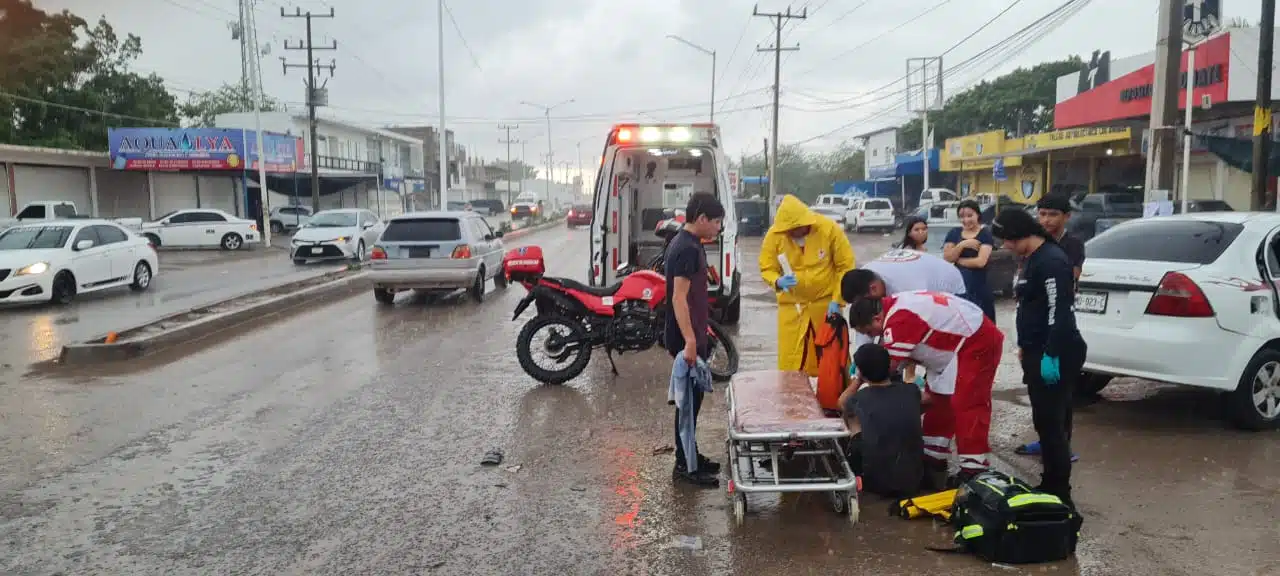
[730,370,850,435]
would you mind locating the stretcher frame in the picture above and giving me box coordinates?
[725,374,861,526]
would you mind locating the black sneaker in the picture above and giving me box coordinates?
[673,466,719,487]
[697,454,721,474]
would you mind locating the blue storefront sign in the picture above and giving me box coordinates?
[108,128,302,173]
[993,158,1008,182]
[383,177,405,191]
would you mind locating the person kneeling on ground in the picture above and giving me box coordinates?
[836,343,925,498]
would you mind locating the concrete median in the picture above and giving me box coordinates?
[57,268,369,366]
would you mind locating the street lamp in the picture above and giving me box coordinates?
[666,34,716,123]
[520,99,575,200]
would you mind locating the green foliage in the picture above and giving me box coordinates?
[0,0,178,150]
[738,143,865,204]
[898,58,1084,149]
[180,82,282,128]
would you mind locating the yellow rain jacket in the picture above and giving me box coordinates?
[759,195,857,375]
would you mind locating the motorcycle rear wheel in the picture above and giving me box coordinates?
[707,320,740,382]
[516,315,593,385]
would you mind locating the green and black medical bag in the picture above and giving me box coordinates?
[950,471,1083,564]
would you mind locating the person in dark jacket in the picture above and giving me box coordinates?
[993,209,1087,508]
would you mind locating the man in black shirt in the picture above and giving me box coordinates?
[665,191,725,487]
[837,343,924,498]
[993,209,1086,508]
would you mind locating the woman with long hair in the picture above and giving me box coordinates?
[943,199,997,321]
[898,215,929,251]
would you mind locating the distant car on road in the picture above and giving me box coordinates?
[368,211,507,304]
[809,194,852,228]
[849,197,895,233]
[1068,192,1143,241]
[567,204,593,228]
[1077,212,1280,429]
[1,201,143,234]
[269,205,312,234]
[735,198,769,236]
[140,209,260,251]
[446,201,473,212]
[0,220,157,305]
[290,209,385,263]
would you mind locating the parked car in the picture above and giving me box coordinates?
[0,220,157,305]
[1068,192,1143,241]
[735,198,769,236]
[368,211,507,304]
[268,205,312,234]
[809,194,853,228]
[139,208,260,250]
[1076,212,1280,429]
[848,197,896,233]
[471,199,505,216]
[290,209,385,263]
[1173,199,1234,213]
[567,204,593,228]
[1,201,143,234]
[446,201,473,212]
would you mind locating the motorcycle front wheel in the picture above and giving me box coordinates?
[706,320,740,382]
[516,314,593,385]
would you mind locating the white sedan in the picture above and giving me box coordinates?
[139,208,260,250]
[1076,212,1280,430]
[290,209,385,263]
[0,220,157,305]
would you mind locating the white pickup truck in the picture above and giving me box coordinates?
[0,201,144,233]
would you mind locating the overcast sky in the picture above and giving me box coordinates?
[39,0,1264,175]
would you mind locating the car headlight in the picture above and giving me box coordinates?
[335,236,349,244]
[15,262,49,276]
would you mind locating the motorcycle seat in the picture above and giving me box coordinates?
[547,276,622,297]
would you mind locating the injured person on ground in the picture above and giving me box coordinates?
[835,343,925,498]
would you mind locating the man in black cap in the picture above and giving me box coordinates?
[1035,194,1085,288]
[992,208,1086,509]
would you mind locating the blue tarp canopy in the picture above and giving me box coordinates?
[869,148,941,179]
[742,176,769,185]
[833,178,895,197]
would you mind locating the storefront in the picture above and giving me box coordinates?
[1050,27,1280,208]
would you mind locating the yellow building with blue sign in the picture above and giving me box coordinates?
[941,127,1139,204]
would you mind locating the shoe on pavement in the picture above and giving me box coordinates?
[675,454,722,475]
[1015,441,1080,462]
[673,466,719,488]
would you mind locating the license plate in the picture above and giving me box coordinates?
[311,247,324,255]
[1075,291,1108,314]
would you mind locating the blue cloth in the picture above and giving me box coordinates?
[669,356,714,472]
[1040,355,1062,385]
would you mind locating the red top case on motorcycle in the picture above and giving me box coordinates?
[503,245,546,283]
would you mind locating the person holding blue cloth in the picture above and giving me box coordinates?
[942,199,997,321]
[992,208,1086,509]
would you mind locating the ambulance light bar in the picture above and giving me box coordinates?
[611,124,716,145]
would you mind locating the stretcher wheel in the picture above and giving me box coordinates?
[829,490,848,514]
[732,492,747,526]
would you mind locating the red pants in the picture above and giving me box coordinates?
[922,320,1004,472]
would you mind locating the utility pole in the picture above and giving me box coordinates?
[754,4,806,221]
[1254,0,1277,210]
[280,6,336,213]
[436,0,448,211]
[521,100,575,201]
[519,140,527,195]
[906,57,943,192]
[499,124,519,206]
[1145,0,1182,204]
[245,0,271,247]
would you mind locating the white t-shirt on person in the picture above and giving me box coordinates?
[851,248,969,356]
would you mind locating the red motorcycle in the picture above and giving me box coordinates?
[503,245,739,385]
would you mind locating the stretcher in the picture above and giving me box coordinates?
[726,370,861,526]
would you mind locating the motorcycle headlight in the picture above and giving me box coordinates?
[15,262,49,276]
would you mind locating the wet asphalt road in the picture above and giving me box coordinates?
[3,225,1280,575]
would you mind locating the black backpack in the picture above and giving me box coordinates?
[949,471,1083,564]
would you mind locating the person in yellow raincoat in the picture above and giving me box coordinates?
[759,195,857,376]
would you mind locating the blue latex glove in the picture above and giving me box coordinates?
[827,300,841,316]
[1040,355,1062,386]
[849,364,858,378]
[776,274,798,291]
[914,374,926,390]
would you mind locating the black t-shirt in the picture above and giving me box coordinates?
[1015,240,1081,356]
[664,229,709,357]
[1058,231,1086,276]
[848,382,924,497]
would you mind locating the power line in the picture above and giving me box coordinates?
[0,90,180,126]
[442,0,483,72]
[792,0,957,80]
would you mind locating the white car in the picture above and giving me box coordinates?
[269,205,312,233]
[290,209,385,263]
[140,208,260,250]
[1075,212,1280,430]
[0,220,157,305]
[848,197,896,233]
[810,194,853,227]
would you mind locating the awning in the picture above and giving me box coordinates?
[833,178,896,197]
[869,148,941,179]
[248,170,378,197]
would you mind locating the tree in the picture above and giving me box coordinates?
[739,142,865,204]
[0,1,178,150]
[897,58,1084,150]
[180,82,282,127]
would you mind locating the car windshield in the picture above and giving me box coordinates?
[0,226,73,250]
[153,210,179,222]
[381,218,461,242]
[306,212,358,228]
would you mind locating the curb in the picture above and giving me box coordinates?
[503,216,567,240]
[58,270,368,365]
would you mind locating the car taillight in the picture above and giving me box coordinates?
[860,212,865,218]
[452,244,472,259]
[370,246,387,260]
[568,210,574,217]
[250,223,258,231]
[1144,272,1214,317]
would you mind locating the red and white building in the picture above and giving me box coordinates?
[1052,27,1280,209]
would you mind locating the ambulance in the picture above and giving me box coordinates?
[588,123,742,324]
